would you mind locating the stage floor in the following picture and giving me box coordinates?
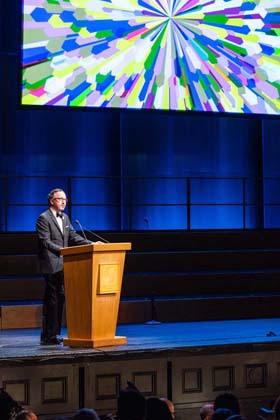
[1,318,280,365]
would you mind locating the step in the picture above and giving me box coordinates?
[119,294,280,323]
[1,268,280,301]
[125,249,280,272]
[110,229,280,252]
[1,230,280,253]
[1,263,280,300]
[0,276,44,300]
[0,302,42,329]
[0,255,38,276]
[1,294,280,329]
[2,249,280,276]
[0,233,38,254]
[122,270,280,297]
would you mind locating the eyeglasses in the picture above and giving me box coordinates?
[54,197,68,202]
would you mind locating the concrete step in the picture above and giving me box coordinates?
[122,269,280,297]
[125,249,280,272]
[1,248,280,276]
[1,293,280,329]
[1,268,280,300]
[1,230,280,253]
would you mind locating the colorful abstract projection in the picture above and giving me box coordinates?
[22,0,280,114]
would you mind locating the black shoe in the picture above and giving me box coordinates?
[40,336,63,345]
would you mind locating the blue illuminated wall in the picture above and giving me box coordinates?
[262,120,280,228]
[120,114,263,229]
[1,1,280,231]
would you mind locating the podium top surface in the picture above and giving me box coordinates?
[61,242,131,256]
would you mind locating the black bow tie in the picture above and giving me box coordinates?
[56,212,63,218]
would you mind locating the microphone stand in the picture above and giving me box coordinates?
[75,220,109,243]
[145,291,162,325]
[75,219,87,241]
[84,228,109,243]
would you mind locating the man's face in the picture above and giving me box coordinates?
[50,190,67,213]
[27,413,38,420]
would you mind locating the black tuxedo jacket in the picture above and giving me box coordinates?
[36,209,91,274]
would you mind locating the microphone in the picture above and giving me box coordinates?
[74,219,87,241]
[74,220,109,243]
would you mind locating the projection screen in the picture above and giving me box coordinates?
[21,0,280,115]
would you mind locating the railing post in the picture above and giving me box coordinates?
[128,178,132,231]
[67,176,72,222]
[242,178,246,229]
[3,176,8,232]
[257,176,264,229]
[187,177,191,230]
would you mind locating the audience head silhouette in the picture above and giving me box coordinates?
[73,407,100,420]
[0,388,23,420]
[227,415,246,420]
[273,396,280,420]
[160,398,175,419]
[116,382,146,420]
[212,408,234,420]
[200,403,214,420]
[214,393,240,414]
[146,397,173,420]
[15,410,37,420]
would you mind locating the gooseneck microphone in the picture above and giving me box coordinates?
[74,219,87,241]
[74,220,109,243]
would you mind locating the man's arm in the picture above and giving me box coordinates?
[36,214,62,255]
[68,222,92,246]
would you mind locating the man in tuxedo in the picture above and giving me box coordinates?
[36,188,92,345]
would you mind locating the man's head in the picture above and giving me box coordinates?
[200,403,214,420]
[15,410,37,420]
[146,397,173,420]
[214,393,240,415]
[212,408,233,420]
[73,408,100,420]
[116,387,146,420]
[0,388,23,420]
[160,398,175,419]
[48,188,67,213]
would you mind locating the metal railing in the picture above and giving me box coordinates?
[0,175,279,231]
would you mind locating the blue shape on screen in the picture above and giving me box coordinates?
[60,10,75,22]
[240,2,256,10]
[92,41,110,54]
[31,8,52,22]
[66,81,92,98]
[23,48,49,64]
[96,74,115,91]
[260,43,275,55]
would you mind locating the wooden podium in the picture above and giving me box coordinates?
[61,242,131,348]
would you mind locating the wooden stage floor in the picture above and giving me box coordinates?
[1,318,280,365]
[2,318,280,420]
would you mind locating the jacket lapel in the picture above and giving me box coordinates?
[48,209,64,237]
[62,213,67,236]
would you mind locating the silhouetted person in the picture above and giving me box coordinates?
[259,395,280,420]
[273,396,280,420]
[160,398,175,419]
[200,403,214,420]
[227,415,246,420]
[214,393,240,415]
[116,383,146,420]
[73,408,100,420]
[0,388,23,420]
[15,410,37,420]
[212,408,234,420]
[146,397,173,420]
[52,417,69,420]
